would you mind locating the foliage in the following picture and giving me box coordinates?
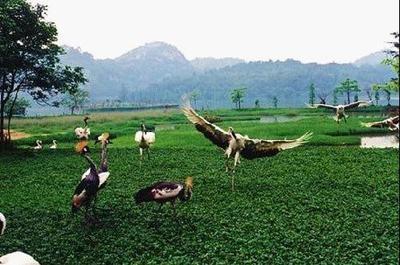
[308,83,316,105]
[335,78,360,104]
[230,87,246,109]
[272,96,278,108]
[383,89,391,106]
[254,99,260,108]
[0,0,86,146]
[189,90,200,109]
[61,88,89,115]
[4,97,30,117]
[374,90,380,105]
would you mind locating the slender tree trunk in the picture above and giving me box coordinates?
[347,91,350,104]
[238,100,241,110]
[6,92,19,144]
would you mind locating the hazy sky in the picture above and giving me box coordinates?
[29,0,399,63]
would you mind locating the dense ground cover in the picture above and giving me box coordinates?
[1,108,398,264]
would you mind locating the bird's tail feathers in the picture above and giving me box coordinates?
[280,132,313,150]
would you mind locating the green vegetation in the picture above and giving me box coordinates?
[230,87,247,109]
[1,108,398,264]
[335,78,360,105]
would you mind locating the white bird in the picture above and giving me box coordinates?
[33,140,42,150]
[307,101,372,123]
[0,212,5,235]
[182,103,312,190]
[74,116,90,140]
[49,140,57,149]
[361,116,399,132]
[0,251,40,265]
[134,123,156,160]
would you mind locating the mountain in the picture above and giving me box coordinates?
[353,51,388,66]
[191,57,245,72]
[58,44,394,109]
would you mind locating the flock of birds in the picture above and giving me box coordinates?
[1,100,398,264]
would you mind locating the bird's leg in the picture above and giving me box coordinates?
[233,152,240,170]
[225,148,232,172]
[139,148,143,160]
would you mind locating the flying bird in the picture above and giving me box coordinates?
[307,101,371,123]
[134,177,193,215]
[33,140,42,150]
[361,116,399,131]
[134,123,156,160]
[0,212,5,235]
[71,141,100,222]
[182,104,312,190]
[50,140,57,149]
[0,251,40,265]
[74,116,90,140]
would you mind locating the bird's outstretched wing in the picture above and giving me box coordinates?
[343,101,371,110]
[361,115,399,129]
[182,104,231,149]
[241,132,313,159]
[307,103,337,110]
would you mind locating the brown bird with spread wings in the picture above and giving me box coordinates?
[308,101,371,123]
[182,104,312,190]
[361,116,399,132]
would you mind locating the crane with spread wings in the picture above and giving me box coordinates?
[307,101,371,123]
[182,103,312,190]
[361,116,399,132]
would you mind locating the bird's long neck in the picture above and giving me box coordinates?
[99,142,108,172]
[83,154,96,171]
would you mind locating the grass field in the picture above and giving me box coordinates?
[0,108,398,264]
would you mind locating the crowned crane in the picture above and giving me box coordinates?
[135,177,193,215]
[49,140,57,149]
[182,104,312,190]
[71,141,101,222]
[361,116,399,132]
[74,116,91,140]
[307,101,372,123]
[0,212,5,235]
[0,251,40,265]
[81,133,111,190]
[134,123,155,160]
[33,140,42,150]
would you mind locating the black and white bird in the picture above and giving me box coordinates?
[182,104,312,190]
[49,140,57,149]
[81,133,111,190]
[0,251,40,265]
[361,116,399,132]
[307,101,371,123]
[134,123,155,160]
[135,177,193,215]
[33,140,42,150]
[0,212,5,236]
[74,116,90,140]
[71,141,100,221]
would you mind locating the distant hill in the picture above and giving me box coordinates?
[191,57,245,72]
[353,51,388,66]
[57,44,394,110]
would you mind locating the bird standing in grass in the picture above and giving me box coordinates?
[0,212,5,236]
[71,141,100,222]
[33,140,42,150]
[0,251,40,265]
[182,103,312,190]
[135,177,193,215]
[74,116,90,140]
[307,101,371,123]
[134,123,155,160]
[361,116,399,132]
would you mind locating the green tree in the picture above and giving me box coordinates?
[254,99,260,108]
[375,32,399,92]
[272,96,278,108]
[335,78,360,104]
[5,98,30,117]
[61,88,89,115]
[230,87,246,109]
[383,89,391,106]
[0,0,86,147]
[308,83,316,105]
[190,90,200,109]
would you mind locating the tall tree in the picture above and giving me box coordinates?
[374,90,380,105]
[383,89,391,106]
[254,99,260,108]
[308,83,316,105]
[190,90,200,109]
[230,87,246,109]
[272,96,278,108]
[0,0,86,147]
[61,88,89,115]
[335,78,360,104]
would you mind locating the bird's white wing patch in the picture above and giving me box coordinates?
[134,131,143,142]
[0,212,6,235]
[98,172,110,187]
[0,251,40,265]
[81,168,91,180]
[152,185,183,199]
[144,132,156,143]
[75,127,90,139]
